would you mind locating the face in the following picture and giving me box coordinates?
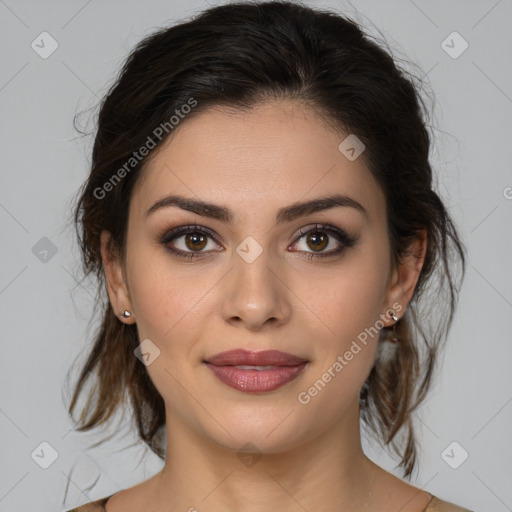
[102,100,420,455]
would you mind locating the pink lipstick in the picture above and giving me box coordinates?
[204,349,308,392]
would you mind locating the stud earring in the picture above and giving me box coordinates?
[120,310,132,319]
[388,310,399,344]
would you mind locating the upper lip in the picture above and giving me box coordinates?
[204,349,307,366]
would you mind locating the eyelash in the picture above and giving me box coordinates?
[159,223,358,261]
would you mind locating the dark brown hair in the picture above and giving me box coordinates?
[66,0,466,478]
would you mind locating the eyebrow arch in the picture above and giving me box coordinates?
[145,193,368,223]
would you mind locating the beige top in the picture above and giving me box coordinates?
[65,493,473,511]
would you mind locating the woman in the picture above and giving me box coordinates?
[65,1,471,510]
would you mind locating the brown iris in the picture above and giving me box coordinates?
[185,232,208,251]
[306,231,328,251]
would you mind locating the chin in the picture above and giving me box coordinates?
[211,429,306,456]
[198,403,315,455]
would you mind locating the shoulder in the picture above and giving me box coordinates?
[64,494,113,512]
[426,495,474,512]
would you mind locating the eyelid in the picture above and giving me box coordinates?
[160,223,220,243]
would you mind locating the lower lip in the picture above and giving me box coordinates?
[204,362,308,392]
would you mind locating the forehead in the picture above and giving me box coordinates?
[131,101,385,223]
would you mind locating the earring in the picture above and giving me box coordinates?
[120,310,132,319]
[387,310,399,344]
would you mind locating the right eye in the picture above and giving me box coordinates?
[160,224,223,259]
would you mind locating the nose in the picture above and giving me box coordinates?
[220,248,292,331]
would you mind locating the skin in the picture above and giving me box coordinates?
[101,100,429,512]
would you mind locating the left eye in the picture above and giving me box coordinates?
[290,224,356,258]
[294,230,337,252]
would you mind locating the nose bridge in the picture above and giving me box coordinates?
[222,234,288,327]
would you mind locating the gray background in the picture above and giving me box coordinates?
[0,1,511,511]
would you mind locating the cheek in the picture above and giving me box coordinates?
[296,244,389,393]
[126,245,216,350]
[125,251,219,408]
[305,249,389,349]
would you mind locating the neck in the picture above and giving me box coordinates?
[152,400,377,511]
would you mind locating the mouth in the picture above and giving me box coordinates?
[203,349,309,393]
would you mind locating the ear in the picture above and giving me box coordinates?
[382,228,427,324]
[100,230,136,324]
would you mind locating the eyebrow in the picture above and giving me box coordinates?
[145,193,368,223]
